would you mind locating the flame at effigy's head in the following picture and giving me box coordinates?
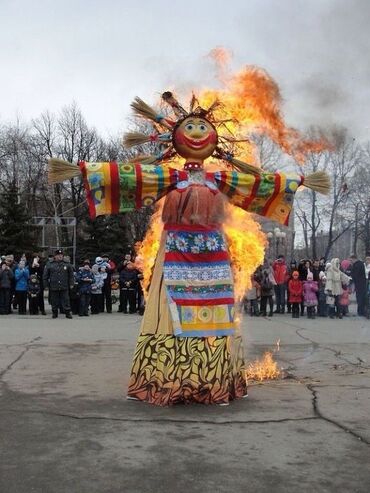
[223,202,266,301]
[198,58,329,164]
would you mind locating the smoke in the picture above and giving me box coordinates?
[241,0,370,138]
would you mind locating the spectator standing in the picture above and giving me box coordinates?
[133,242,144,314]
[119,261,139,314]
[350,254,367,316]
[298,259,309,315]
[339,283,350,317]
[90,264,104,314]
[30,254,46,315]
[77,261,95,316]
[43,249,74,319]
[286,260,297,314]
[325,258,351,319]
[244,274,260,316]
[5,255,17,312]
[117,253,132,312]
[288,271,303,318]
[28,274,41,315]
[14,260,29,315]
[311,259,322,282]
[303,272,318,319]
[100,254,116,313]
[0,261,14,314]
[69,270,80,315]
[272,255,288,314]
[259,267,275,317]
[317,271,328,317]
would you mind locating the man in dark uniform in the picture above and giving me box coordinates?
[350,254,367,316]
[43,249,74,319]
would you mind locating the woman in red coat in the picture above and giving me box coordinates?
[288,271,303,318]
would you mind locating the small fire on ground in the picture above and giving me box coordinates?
[246,339,282,382]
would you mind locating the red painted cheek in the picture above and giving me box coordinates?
[174,130,186,146]
[208,131,217,144]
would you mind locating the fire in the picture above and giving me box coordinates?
[138,200,164,298]
[246,340,282,382]
[246,352,281,382]
[199,52,330,164]
[223,203,266,301]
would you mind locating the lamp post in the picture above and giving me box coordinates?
[266,228,287,260]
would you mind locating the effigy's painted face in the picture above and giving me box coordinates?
[173,116,218,160]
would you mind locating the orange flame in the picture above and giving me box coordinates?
[246,352,281,382]
[246,340,282,382]
[138,201,164,298]
[199,55,330,164]
[223,203,266,300]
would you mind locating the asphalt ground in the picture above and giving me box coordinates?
[0,307,369,493]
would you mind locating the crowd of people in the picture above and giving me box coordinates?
[244,254,370,319]
[1,249,370,320]
[0,248,144,318]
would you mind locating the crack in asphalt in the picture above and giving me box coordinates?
[0,337,42,381]
[295,327,370,370]
[0,407,318,425]
[288,323,370,369]
[305,383,370,446]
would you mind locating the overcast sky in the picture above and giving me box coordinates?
[1,0,369,140]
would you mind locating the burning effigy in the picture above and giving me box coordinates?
[48,62,329,406]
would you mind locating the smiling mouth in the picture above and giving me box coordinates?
[183,135,211,149]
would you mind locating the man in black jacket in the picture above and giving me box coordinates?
[350,254,367,316]
[43,249,74,319]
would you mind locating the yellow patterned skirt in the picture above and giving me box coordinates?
[127,233,248,406]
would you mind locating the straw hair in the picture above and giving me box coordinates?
[303,171,330,195]
[123,132,154,148]
[48,158,81,184]
[131,97,174,130]
[228,156,262,176]
[123,131,172,148]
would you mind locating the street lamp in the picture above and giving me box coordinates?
[266,228,287,259]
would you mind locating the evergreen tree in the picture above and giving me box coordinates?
[0,182,37,256]
[77,214,129,263]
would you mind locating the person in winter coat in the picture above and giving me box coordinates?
[27,274,41,315]
[311,259,323,282]
[15,260,30,315]
[90,264,105,314]
[29,254,46,315]
[43,249,74,319]
[350,254,367,316]
[325,258,351,319]
[77,262,95,316]
[119,261,139,314]
[259,267,275,317]
[298,259,310,315]
[288,271,303,318]
[99,254,116,313]
[244,274,261,316]
[0,261,14,314]
[303,272,318,319]
[272,255,288,314]
[318,271,328,317]
[286,260,297,314]
[339,284,351,317]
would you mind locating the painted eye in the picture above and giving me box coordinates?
[199,124,207,132]
[185,124,194,131]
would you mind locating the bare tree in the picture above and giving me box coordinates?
[294,128,361,260]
